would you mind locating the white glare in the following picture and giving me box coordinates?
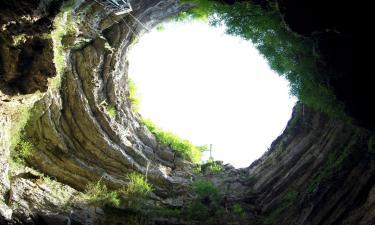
[128,21,296,168]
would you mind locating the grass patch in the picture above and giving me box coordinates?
[9,106,31,151]
[106,105,117,119]
[127,79,140,112]
[142,118,203,163]
[120,172,153,210]
[75,179,120,208]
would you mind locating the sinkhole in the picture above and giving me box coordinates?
[128,21,296,168]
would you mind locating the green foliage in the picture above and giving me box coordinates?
[173,0,215,21]
[285,190,299,204]
[16,140,34,159]
[142,118,203,163]
[12,34,27,46]
[262,190,299,224]
[176,0,346,117]
[184,180,224,224]
[106,105,117,119]
[78,179,120,208]
[127,79,140,112]
[232,203,246,218]
[11,139,34,166]
[123,172,153,198]
[192,180,220,200]
[307,132,358,193]
[210,2,345,117]
[156,24,165,32]
[50,0,78,89]
[201,159,223,173]
[120,172,153,210]
[9,106,31,151]
[152,207,182,218]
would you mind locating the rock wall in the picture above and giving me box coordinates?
[1,0,374,224]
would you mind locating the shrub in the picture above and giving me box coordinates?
[192,180,220,200]
[142,118,203,163]
[184,180,223,224]
[120,172,153,210]
[77,179,120,208]
[202,159,223,173]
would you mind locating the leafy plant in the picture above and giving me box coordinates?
[120,172,153,210]
[184,180,223,224]
[202,159,223,173]
[77,179,120,208]
[106,105,117,119]
[142,118,203,163]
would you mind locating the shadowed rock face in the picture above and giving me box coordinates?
[0,0,374,224]
[210,105,375,225]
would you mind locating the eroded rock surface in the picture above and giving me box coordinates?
[0,0,374,224]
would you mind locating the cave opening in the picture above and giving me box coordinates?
[127,20,296,168]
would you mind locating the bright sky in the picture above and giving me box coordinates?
[128,21,296,168]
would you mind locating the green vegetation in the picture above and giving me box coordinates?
[262,190,299,225]
[307,132,359,193]
[10,138,34,168]
[12,34,27,46]
[184,180,223,224]
[71,173,152,211]
[156,24,165,32]
[201,158,223,173]
[142,118,204,163]
[9,106,31,151]
[15,140,33,159]
[151,207,182,218]
[232,203,246,218]
[127,79,140,112]
[76,179,120,208]
[173,0,345,118]
[106,105,117,119]
[120,172,153,210]
[50,0,78,89]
